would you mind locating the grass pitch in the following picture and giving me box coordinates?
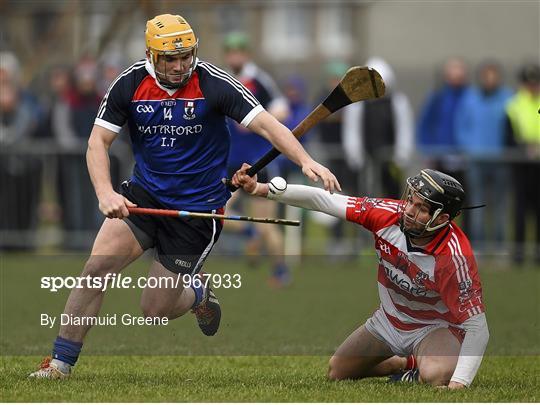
[1,253,539,401]
[2,356,538,402]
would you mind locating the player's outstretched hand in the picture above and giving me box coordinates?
[231,163,258,194]
[98,191,137,219]
[301,159,341,193]
[447,381,466,390]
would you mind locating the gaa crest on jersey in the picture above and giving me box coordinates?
[183,100,196,120]
[459,279,472,291]
[413,270,428,287]
[458,279,473,301]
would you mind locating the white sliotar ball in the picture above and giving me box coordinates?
[269,176,287,195]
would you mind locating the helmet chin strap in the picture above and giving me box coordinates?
[148,47,198,90]
[400,207,448,238]
[151,62,187,90]
[399,185,451,239]
[155,70,190,89]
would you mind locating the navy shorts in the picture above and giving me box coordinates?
[121,181,223,275]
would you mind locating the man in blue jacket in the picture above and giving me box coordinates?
[454,61,513,251]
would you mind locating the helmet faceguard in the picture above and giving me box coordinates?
[398,169,465,238]
[145,14,198,89]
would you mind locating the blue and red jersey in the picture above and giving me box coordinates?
[94,59,263,210]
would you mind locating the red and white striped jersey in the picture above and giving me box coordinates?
[268,185,488,386]
[345,196,484,330]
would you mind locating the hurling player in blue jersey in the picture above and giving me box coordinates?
[30,14,340,379]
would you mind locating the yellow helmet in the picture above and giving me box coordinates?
[145,14,199,88]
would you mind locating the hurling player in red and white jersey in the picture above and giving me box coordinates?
[232,166,489,389]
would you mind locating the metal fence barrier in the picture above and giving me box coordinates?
[1,141,539,262]
[0,141,132,251]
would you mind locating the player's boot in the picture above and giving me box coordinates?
[388,355,418,383]
[388,368,419,383]
[191,274,221,336]
[28,356,71,379]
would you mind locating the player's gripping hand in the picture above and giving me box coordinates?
[231,163,259,194]
[98,191,137,219]
[300,159,341,193]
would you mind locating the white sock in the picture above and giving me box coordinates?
[51,358,71,373]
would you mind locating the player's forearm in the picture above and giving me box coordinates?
[256,118,311,166]
[450,313,490,386]
[264,183,348,219]
[86,136,114,199]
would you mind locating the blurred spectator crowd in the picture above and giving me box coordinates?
[0,50,538,265]
[0,52,130,250]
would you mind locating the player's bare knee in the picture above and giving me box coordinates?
[419,360,453,386]
[328,356,339,380]
[327,365,342,381]
[82,256,118,279]
[327,357,352,381]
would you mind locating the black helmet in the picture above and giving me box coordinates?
[400,169,465,237]
[408,169,465,218]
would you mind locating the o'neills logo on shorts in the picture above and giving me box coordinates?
[175,259,192,268]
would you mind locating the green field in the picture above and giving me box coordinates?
[1,253,539,401]
[2,355,538,402]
